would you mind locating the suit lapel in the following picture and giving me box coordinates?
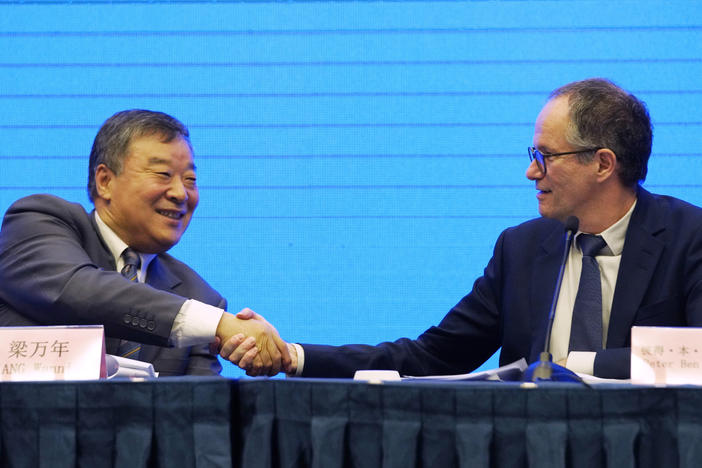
[139,257,184,363]
[608,188,666,347]
[145,256,182,292]
[529,223,566,361]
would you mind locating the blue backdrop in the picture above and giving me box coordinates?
[1,0,700,377]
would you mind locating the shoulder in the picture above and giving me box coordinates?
[1,194,94,241]
[635,189,702,232]
[4,194,90,222]
[647,192,702,216]
[0,195,110,272]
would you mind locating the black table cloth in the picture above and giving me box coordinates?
[2,377,701,467]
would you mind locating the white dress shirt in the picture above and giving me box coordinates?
[94,212,223,348]
[552,200,637,374]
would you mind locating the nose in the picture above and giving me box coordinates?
[166,178,188,203]
[526,159,544,181]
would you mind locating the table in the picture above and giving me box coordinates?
[3,377,701,467]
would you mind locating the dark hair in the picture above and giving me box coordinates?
[87,109,191,202]
[549,78,652,187]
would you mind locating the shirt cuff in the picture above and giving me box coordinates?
[566,351,596,375]
[289,343,305,377]
[169,299,224,348]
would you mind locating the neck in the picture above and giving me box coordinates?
[577,185,637,234]
[94,202,128,245]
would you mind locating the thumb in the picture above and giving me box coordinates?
[236,307,256,320]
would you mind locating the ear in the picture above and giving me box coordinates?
[94,164,115,201]
[595,148,617,182]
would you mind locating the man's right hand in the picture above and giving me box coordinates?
[215,308,291,376]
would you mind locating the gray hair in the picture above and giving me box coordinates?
[87,109,191,202]
[550,78,652,187]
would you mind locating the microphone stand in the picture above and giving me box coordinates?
[523,216,582,383]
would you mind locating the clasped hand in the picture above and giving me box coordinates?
[215,308,295,376]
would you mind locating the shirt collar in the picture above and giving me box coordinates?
[576,199,637,256]
[94,211,156,279]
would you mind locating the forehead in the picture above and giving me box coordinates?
[125,134,194,167]
[533,96,572,150]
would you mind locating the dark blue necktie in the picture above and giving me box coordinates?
[568,234,607,352]
[117,248,142,360]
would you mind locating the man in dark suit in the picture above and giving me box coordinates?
[0,109,289,376]
[224,78,702,380]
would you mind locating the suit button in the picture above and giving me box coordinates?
[139,318,147,328]
[123,314,131,324]
[147,321,155,331]
[131,317,139,326]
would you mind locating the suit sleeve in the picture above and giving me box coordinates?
[184,296,227,376]
[0,196,185,346]
[300,231,507,378]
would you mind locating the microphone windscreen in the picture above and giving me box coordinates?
[565,216,579,233]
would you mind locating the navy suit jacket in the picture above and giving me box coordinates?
[302,188,702,379]
[0,194,225,376]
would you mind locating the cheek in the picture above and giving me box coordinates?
[188,191,200,210]
[551,173,573,194]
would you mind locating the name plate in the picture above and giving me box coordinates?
[631,326,702,385]
[0,325,106,381]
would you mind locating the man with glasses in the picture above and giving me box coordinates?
[224,78,702,380]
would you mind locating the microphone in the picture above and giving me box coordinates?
[523,216,582,382]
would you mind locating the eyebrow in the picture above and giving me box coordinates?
[147,157,196,171]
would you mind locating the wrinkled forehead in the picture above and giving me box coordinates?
[124,133,195,168]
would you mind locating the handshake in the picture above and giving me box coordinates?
[214,308,296,376]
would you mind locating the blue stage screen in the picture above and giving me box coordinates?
[0,1,700,377]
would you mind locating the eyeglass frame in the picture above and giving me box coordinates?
[527,146,602,175]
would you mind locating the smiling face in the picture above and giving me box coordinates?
[525,96,600,223]
[94,133,199,253]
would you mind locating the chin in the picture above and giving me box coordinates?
[158,239,180,252]
[537,205,563,222]
[146,237,180,254]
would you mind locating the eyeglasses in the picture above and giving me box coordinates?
[528,146,601,175]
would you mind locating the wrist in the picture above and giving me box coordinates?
[215,312,235,340]
[288,343,298,372]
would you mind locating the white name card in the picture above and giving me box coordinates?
[631,326,702,385]
[0,325,106,381]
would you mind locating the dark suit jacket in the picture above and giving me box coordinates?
[0,194,225,376]
[302,187,702,379]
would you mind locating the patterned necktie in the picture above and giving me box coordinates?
[117,248,142,360]
[568,234,608,352]
[121,248,140,282]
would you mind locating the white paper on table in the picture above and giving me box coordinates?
[105,354,158,379]
[402,358,527,382]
